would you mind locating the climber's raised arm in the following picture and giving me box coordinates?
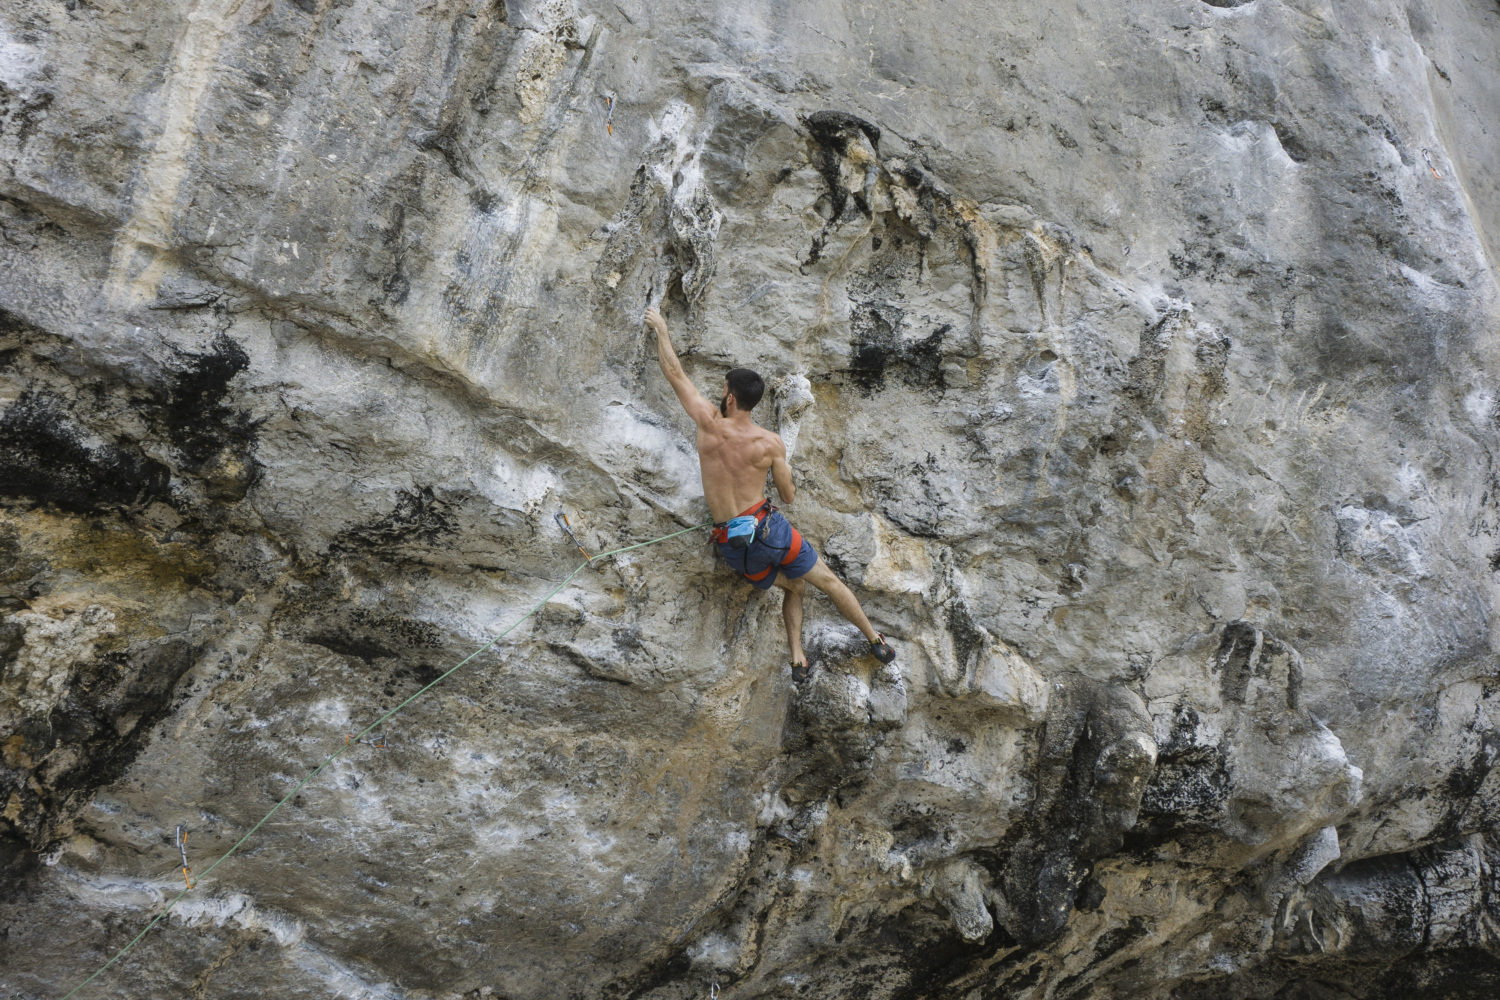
[644,307,715,426]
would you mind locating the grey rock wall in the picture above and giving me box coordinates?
[2,1,1499,998]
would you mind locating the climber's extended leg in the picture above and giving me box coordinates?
[798,558,896,663]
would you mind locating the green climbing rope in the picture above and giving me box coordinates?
[58,518,710,1000]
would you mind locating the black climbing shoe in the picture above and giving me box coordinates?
[792,661,812,684]
[869,633,896,664]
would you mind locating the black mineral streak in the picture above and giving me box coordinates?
[803,109,882,223]
[946,599,985,673]
[1135,703,1232,839]
[849,317,949,396]
[161,334,256,469]
[0,391,171,513]
[0,637,200,867]
[330,485,461,555]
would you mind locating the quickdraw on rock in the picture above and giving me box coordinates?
[1422,147,1443,179]
[175,826,196,890]
[555,510,593,563]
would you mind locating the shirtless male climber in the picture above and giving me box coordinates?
[644,306,896,682]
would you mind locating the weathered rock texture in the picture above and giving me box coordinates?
[2,1,1500,998]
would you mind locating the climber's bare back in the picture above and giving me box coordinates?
[643,306,796,522]
[697,417,786,522]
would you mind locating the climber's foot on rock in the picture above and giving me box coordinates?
[869,633,896,664]
[792,661,813,685]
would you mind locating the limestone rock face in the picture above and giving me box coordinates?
[2,1,1500,998]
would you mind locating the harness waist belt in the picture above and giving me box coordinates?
[711,499,772,544]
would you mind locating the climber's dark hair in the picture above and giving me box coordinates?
[725,368,765,411]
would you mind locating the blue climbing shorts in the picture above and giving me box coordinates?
[715,510,819,590]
